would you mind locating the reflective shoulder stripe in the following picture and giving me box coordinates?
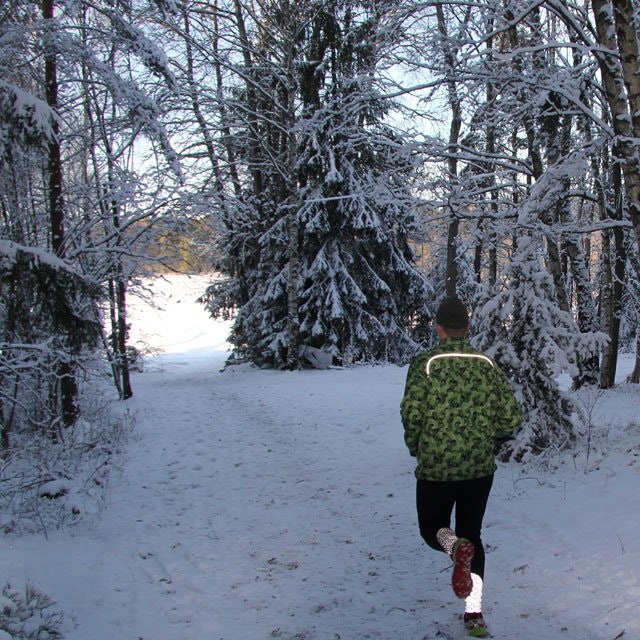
[425,352,494,376]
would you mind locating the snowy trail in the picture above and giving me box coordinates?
[60,357,639,639]
[3,275,639,640]
[122,360,451,640]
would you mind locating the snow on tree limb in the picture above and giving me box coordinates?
[0,81,56,160]
[0,239,81,277]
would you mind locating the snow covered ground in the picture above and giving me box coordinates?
[2,274,640,640]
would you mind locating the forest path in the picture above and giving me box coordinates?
[85,353,637,640]
[4,272,637,640]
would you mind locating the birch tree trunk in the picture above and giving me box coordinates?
[592,0,640,383]
[598,157,626,388]
[610,0,640,383]
[591,0,640,249]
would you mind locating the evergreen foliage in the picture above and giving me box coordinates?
[201,2,433,367]
[473,224,606,460]
[0,241,102,447]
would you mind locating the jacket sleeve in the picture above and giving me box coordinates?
[400,358,428,457]
[493,368,523,439]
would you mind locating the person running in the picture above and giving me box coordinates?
[400,297,522,638]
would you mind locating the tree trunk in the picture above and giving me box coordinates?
[108,162,133,399]
[210,2,242,198]
[0,379,18,451]
[58,362,79,427]
[484,32,498,288]
[445,218,459,298]
[0,398,8,450]
[564,237,600,386]
[44,0,64,259]
[598,160,626,388]
[630,334,640,383]
[285,28,300,370]
[609,0,640,384]
[610,0,640,249]
[182,5,224,192]
[107,276,132,399]
[436,4,465,298]
[591,0,640,247]
[286,207,300,370]
[599,222,615,386]
[116,278,132,399]
[233,0,263,197]
[43,0,78,427]
[592,0,639,383]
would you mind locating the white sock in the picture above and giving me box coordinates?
[436,527,457,555]
[464,573,483,613]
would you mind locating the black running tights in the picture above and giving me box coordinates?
[416,474,494,579]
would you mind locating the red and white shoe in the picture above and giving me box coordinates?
[451,538,474,598]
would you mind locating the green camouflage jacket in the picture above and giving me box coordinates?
[400,337,522,481]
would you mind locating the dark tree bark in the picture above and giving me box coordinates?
[43,0,79,426]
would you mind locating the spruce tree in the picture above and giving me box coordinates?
[473,219,606,460]
[203,2,432,368]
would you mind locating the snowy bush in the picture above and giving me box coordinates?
[0,583,65,639]
[0,387,131,535]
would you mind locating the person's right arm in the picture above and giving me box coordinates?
[493,368,523,440]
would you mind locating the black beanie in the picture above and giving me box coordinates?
[435,297,469,329]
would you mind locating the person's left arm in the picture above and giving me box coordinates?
[400,357,428,457]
